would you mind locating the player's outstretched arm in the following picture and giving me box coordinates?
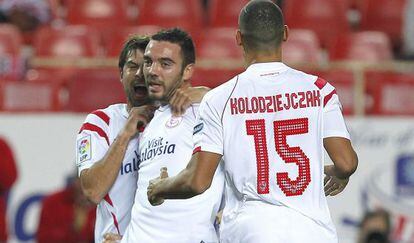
[323,137,358,196]
[80,106,155,204]
[169,86,210,116]
[147,151,221,206]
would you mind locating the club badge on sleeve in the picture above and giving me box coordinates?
[76,135,92,166]
[193,122,204,135]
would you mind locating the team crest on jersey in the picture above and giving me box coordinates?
[165,116,183,128]
[76,135,91,166]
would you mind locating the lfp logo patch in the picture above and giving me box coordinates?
[77,135,91,166]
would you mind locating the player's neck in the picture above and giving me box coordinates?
[244,51,282,67]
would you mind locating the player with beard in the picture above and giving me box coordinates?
[76,35,210,242]
[114,28,225,243]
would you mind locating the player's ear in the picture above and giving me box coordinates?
[182,63,194,82]
[236,30,242,46]
[283,25,289,42]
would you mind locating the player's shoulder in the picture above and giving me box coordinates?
[288,67,336,92]
[203,75,240,104]
[83,103,126,125]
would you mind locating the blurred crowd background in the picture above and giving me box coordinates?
[0,0,413,242]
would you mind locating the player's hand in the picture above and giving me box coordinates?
[170,86,210,116]
[103,232,122,243]
[147,167,169,206]
[121,105,157,138]
[324,165,349,196]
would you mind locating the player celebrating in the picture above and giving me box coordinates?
[76,35,210,242]
[147,1,358,243]
[76,36,154,243]
[120,28,225,243]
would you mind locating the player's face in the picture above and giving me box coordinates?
[143,40,185,102]
[121,49,148,107]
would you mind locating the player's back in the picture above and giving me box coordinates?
[199,62,342,242]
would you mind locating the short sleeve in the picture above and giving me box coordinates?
[76,111,111,176]
[193,95,224,155]
[323,86,350,139]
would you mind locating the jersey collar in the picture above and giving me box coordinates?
[245,62,288,76]
[121,104,129,118]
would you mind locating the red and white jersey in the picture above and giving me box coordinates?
[76,104,139,243]
[121,105,225,243]
[194,62,350,240]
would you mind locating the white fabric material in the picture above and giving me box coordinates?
[76,104,139,243]
[122,104,225,243]
[195,62,350,242]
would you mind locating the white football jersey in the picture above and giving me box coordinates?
[194,62,350,242]
[122,104,225,243]
[76,104,139,243]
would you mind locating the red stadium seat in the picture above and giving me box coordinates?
[33,26,102,58]
[308,69,355,115]
[65,0,131,29]
[137,0,203,34]
[329,31,393,62]
[359,0,406,47]
[191,68,243,88]
[365,71,414,115]
[284,0,350,47]
[25,68,75,85]
[209,0,250,28]
[0,80,62,111]
[282,29,322,63]
[64,68,125,112]
[0,24,25,81]
[197,28,242,59]
[104,25,162,57]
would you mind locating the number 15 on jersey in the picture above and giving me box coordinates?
[246,118,311,197]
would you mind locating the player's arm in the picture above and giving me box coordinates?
[147,151,221,205]
[80,106,155,204]
[324,137,358,179]
[323,137,358,196]
[169,85,210,116]
[321,81,358,195]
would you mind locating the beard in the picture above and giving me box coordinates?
[147,75,184,103]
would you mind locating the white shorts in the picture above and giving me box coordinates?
[220,201,338,243]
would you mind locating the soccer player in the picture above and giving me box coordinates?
[120,28,225,243]
[76,35,209,242]
[147,1,358,243]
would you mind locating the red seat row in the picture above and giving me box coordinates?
[0,23,394,61]
[48,0,406,47]
[1,69,414,115]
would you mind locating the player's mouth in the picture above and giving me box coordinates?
[133,83,148,99]
[148,81,163,93]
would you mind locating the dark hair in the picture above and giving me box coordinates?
[151,28,196,68]
[360,209,391,235]
[118,35,150,72]
[239,0,285,52]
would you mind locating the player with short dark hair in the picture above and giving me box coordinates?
[77,33,210,242]
[119,28,225,243]
[151,28,196,69]
[147,1,358,242]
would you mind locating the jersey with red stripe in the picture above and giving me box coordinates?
[76,104,139,243]
[194,62,350,242]
[121,104,225,243]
